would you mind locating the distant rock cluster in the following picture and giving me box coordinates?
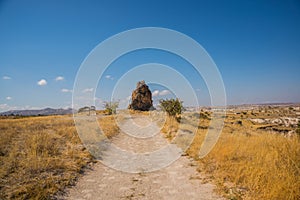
[128,80,154,111]
[250,117,299,127]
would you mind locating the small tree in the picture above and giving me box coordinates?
[104,101,119,115]
[159,98,184,121]
[78,106,90,113]
[78,106,96,115]
[78,106,90,115]
[90,106,96,111]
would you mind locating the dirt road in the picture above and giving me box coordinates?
[65,116,223,200]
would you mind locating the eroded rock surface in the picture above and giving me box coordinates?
[128,81,154,111]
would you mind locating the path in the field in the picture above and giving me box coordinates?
[65,116,223,200]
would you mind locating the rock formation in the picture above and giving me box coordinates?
[128,80,154,111]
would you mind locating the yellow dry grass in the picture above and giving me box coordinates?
[98,115,120,138]
[171,110,300,200]
[0,114,119,199]
[160,116,179,140]
[127,109,151,116]
[2,108,298,199]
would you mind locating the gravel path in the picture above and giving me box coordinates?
[65,116,223,200]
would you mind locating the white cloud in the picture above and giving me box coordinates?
[94,97,102,101]
[55,76,64,81]
[152,90,171,97]
[120,95,131,102]
[3,76,11,80]
[23,105,43,110]
[61,88,72,93]
[0,104,8,110]
[105,75,113,80]
[94,97,104,107]
[0,104,18,112]
[0,104,47,112]
[6,96,12,100]
[82,88,94,93]
[152,90,160,97]
[159,90,171,96]
[37,79,47,86]
[118,96,131,109]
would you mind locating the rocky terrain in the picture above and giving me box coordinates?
[250,117,299,127]
[225,103,300,137]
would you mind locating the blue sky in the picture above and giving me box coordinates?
[0,0,300,111]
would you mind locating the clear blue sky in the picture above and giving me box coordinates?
[0,0,300,111]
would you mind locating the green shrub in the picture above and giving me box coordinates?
[104,101,119,115]
[159,98,183,121]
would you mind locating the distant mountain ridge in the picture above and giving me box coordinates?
[0,108,75,116]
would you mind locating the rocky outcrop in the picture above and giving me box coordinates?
[128,81,154,111]
[250,117,299,127]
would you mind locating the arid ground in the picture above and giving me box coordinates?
[0,104,299,199]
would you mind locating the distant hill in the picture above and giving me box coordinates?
[0,108,75,116]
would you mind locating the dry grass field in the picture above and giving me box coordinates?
[0,105,299,199]
[0,114,118,199]
[180,106,300,200]
[114,106,300,199]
